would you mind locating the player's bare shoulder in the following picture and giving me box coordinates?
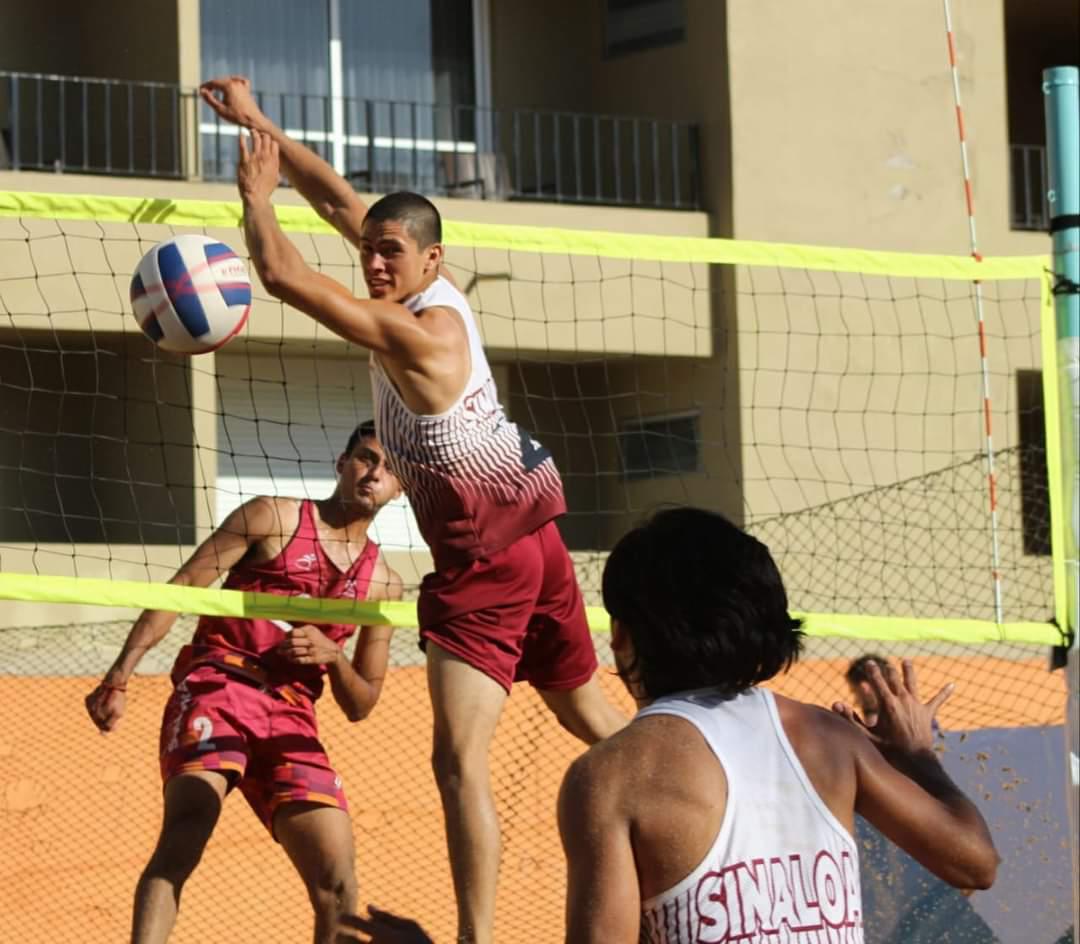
[227,495,303,562]
[562,714,680,812]
[416,302,469,350]
[368,552,404,602]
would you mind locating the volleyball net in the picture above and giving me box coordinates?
[0,189,1073,943]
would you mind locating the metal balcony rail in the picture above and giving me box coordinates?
[1,71,701,210]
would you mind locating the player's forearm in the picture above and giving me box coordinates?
[326,651,381,721]
[274,133,365,226]
[889,747,999,887]
[104,609,178,685]
[242,194,307,294]
[242,111,365,229]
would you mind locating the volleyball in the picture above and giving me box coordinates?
[130,235,252,354]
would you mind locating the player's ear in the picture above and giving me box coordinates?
[424,242,444,273]
[610,617,629,654]
[335,452,347,476]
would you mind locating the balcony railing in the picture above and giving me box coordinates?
[1010,143,1049,231]
[0,71,701,211]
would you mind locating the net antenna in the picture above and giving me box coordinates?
[942,0,1005,623]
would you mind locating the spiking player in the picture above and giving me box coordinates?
[85,423,403,944]
[201,74,627,944]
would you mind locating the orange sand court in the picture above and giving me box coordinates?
[1,655,1066,942]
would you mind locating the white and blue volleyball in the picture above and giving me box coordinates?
[130,235,252,354]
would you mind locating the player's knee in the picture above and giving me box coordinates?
[546,694,623,745]
[431,740,486,796]
[306,861,357,915]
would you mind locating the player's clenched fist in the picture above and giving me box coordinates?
[85,681,127,733]
[278,624,344,666]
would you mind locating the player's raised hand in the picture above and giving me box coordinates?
[832,658,952,754]
[237,130,281,201]
[199,75,268,130]
[85,681,127,734]
[278,623,343,666]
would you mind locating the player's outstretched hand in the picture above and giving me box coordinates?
[85,682,126,734]
[278,623,343,667]
[336,906,435,944]
[831,658,952,754]
[199,75,268,130]
[237,129,281,202]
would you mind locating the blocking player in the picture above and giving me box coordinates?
[555,507,998,942]
[85,422,404,944]
[200,74,627,944]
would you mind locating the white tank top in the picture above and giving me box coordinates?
[369,276,565,570]
[636,688,864,944]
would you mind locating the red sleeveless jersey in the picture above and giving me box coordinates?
[171,500,380,699]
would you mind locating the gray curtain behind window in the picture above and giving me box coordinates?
[341,0,434,104]
[198,0,476,188]
[200,0,330,95]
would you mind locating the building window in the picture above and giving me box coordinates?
[199,0,481,187]
[605,0,686,57]
[1017,370,1051,556]
[618,411,701,481]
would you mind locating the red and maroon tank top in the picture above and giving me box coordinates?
[370,276,567,571]
[171,499,380,699]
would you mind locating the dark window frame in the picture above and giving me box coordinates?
[618,410,702,481]
[604,0,686,58]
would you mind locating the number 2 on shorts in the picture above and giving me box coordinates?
[192,715,216,751]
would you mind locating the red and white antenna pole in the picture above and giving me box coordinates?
[943,0,1005,623]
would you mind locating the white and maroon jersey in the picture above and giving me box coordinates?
[370,276,566,570]
[636,688,864,944]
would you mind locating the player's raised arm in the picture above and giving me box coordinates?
[238,130,460,369]
[200,74,368,246]
[837,660,999,889]
[85,496,281,733]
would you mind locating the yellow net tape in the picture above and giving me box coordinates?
[0,189,1046,278]
[0,189,1062,646]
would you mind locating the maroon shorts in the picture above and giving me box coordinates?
[417,519,598,693]
[159,666,347,836]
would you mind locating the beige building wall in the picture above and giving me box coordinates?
[1,0,1063,628]
[489,0,1055,620]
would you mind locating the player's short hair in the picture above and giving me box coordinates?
[845,653,889,686]
[344,419,377,456]
[602,506,805,700]
[364,191,442,248]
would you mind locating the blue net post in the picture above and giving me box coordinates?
[1043,62,1079,938]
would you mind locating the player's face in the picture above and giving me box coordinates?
[359,220,441,302]
[337,436,400,515]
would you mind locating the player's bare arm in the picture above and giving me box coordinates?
[85,495,286,733]
[200,75,368,246]
[238,132,466,402]
[833,660,999,889]
[557,740,641,944]
[279,557,403,722]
